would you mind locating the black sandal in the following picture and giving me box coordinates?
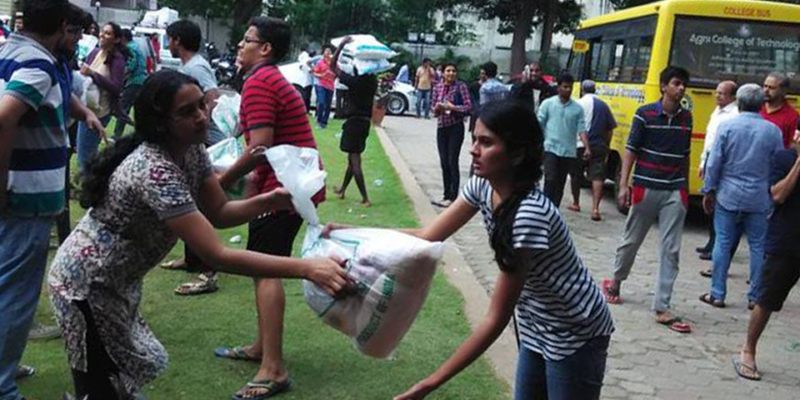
[699,293,725,308]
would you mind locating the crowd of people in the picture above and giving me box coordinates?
[1,0,799,399]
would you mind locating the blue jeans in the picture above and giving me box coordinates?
[416,89,431,118]
[515,336,610,400]
[314,85,333,127]
[711,205,768,302]
[0,216,52,400]
[77,114,112,175]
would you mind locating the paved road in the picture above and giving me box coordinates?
[380,115,800,400]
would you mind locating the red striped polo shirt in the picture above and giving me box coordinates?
[240,64,325,204]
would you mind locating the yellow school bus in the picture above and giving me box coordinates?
[566,0,800,209]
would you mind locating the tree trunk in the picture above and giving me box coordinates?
[539,0,556,66]
[233,0,262,27]
[510,0,536,76]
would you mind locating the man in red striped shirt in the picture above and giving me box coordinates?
[217,17,330,400]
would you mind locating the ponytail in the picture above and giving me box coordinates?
[80,135,142,209]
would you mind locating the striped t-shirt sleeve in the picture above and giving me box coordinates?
[5,67,52,110]
[511,198,551,251]
[460,176,483,208]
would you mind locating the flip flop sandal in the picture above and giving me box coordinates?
[16,365,35,380]
[214,346,261,362]
[568,204,581,212]
[591,210,602,221]
[174,273,218,296]
[231,379,292,400]
[601,278,623,305]
[699,269,713,278]
[160,259,188,270]
[699,293,726,308]
[732,356,761,381]
[656,316,692,333]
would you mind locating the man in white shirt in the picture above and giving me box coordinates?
[297,44,313,112]
[697,80,738,263]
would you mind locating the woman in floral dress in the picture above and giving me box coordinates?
[48,70,349,400]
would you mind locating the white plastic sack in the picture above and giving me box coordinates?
[156,8,179,28]
[140,11,159,28]
[83,77,101,114]
[301,226,442,358]
[212,94,241,138]
[265,145,326,225]
[207,137,246,199]
[331,34,397,60]
[265,145,444,358]
[338,51,394,76]
[77,34,98,63]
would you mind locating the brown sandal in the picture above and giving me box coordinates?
[174,273,218,296]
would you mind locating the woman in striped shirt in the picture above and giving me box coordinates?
[329,100,614,400]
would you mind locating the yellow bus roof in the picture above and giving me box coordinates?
[579,0,800,29]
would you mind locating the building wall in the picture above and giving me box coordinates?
[0,0,14,18]
[415,0,613,75]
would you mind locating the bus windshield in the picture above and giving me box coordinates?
[670,16,800,93]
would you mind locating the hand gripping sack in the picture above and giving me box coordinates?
[265,145,444,358]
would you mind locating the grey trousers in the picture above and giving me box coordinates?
[614,187,687,312]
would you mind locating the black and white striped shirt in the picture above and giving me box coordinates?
[462,177,614,361]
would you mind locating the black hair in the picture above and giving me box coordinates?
[556,73,575,85]
[81,71,201,209]
[102,22,131,62]
[86,21,98,35]
[422,58,431,63]
[660,66,690,87]
[166,19,202,53]
[22,0,69,36]
[321,43,335,53]
[478,100,544,272]
[443,62,458,71]
[121,28,133,42]
[66,4,90,29]
[480,61,498,78]
[249,16,291,62]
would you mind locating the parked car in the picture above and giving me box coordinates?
[278,61,417,115]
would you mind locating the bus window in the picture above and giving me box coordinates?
[573,15,657,83]
[670,16,800,92]
[633,36,653,83]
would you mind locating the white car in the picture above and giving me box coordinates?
[278,61,417,115]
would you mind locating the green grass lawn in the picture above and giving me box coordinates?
[19,118,510,400]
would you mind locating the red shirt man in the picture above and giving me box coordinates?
[760,102,798,149]
[761,72,799,149]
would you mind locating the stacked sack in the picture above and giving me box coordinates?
[332,35,397,76]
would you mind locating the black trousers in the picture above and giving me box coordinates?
[71,301,122,400]
[543,151,576,208]
[437,123,465,201]
[301,85,312,113]
[247,211,304,256]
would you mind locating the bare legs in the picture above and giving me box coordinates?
[738,305,771,379]
[335,152,370,206]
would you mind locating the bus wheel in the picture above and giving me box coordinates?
[613,161,630,215]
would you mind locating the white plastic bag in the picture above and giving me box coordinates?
[83,77,101,114]
[265,145,444,358]
[301,226,443,358]
[207,137,246,199]
[331,34,398,60]
[338,51,394,76]
[212,94,241,138]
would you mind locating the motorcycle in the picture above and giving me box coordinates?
[211,43,238,89]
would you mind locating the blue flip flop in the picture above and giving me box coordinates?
[214,346,260,362]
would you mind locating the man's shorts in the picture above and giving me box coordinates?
[247,211,303,257]
[585,145,608,181]
[757,253,800,312]
[340,118,371,154]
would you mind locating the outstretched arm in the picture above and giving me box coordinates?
[393,254,531,400]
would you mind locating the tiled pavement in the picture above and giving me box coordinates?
[380,115,800,400]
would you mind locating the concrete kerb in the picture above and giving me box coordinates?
[374,124,518,390]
